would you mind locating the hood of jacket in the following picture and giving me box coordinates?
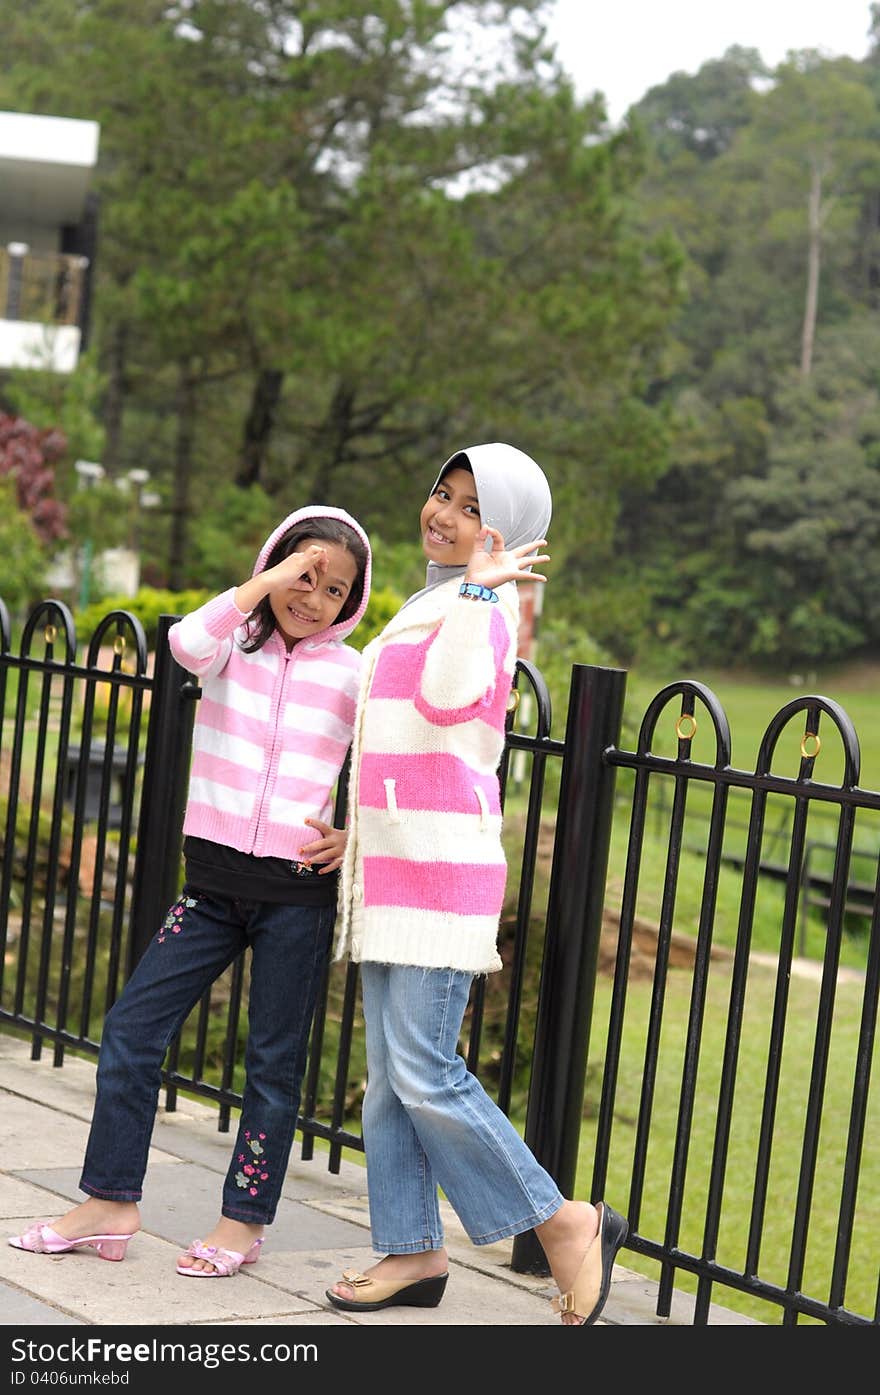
[252,504,372,644]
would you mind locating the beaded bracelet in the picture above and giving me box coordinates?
[459,581,499,603]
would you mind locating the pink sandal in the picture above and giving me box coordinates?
[176,1236,264,1277]
[8,1221,134,1262]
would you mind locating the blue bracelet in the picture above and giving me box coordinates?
[459,581,499,603]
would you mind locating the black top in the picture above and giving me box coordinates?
[183,835,338,907]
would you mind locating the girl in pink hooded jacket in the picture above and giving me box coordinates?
[9,506,371,1279]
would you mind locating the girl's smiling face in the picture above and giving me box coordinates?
[420,466,482,568]
[269,538,359,648]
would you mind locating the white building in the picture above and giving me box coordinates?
[0,110,100,373]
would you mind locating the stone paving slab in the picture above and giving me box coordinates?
[3,1093,179,1171]
[0,1283,83,1326]
[0,1037,757,1329]
[14,1165,371,1254]
[0,1223,327,1326]
[0,1174,72,1222]
[605,1272,762,1326]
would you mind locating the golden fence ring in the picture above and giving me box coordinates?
[506,689,521,715]
[675,712,697,742]
[801,731,821,760]
[113,635,127,655]
[43,624,57,645]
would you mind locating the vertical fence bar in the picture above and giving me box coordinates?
[831,856,880,1312]
[660,774,730,1316]
[786,799,855,1319]
[497,662,553,1116]
[128,616,195,973]
[511,664,626,1274]
[745,791,811,1279]
[328,962,362,1173]
[630,772,689,1213]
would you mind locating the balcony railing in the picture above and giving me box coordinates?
[0,246,89,328]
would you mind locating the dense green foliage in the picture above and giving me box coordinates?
[0,1,677,616]
[0,479,47,613]
[74,578,403,651]
[3,4,880,672]
[608,28,880,670]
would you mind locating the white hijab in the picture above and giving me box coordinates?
[401,442,552,610]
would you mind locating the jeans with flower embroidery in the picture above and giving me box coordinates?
[80,889,334,1224]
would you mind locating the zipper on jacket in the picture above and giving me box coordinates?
[251,643,294,852]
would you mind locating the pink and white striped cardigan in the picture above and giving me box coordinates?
[335,575,519,974]
[168,506,371,862]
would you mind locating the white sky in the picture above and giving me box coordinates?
[543,0,875,123]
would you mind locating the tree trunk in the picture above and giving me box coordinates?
[312,379,356,498]
[101,318,129,473]
[861,187,880,303]
[800,164,822,379]
[167,367,196,589]
[237,368,284,487]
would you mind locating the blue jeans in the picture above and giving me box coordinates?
[80,889,334,1225]
[359,963,563,1252]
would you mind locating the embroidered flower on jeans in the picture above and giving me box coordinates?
[234,1129,269,1197]
[157,895,199,943]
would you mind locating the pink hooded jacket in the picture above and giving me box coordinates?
[168,506,371,860]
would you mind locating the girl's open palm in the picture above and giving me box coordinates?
[464,527,549,592]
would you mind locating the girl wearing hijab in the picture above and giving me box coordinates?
[310,444,627,1326]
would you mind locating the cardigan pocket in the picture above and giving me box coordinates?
[473,785,490,832]
[383,778,401,823]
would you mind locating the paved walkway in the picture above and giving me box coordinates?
[0,1034,756,1334]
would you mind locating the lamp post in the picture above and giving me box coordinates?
[115,467,157,591]
[74,458,105,609]
[5,242,29,320]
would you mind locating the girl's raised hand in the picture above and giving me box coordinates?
[234,544,330,620]
[463,527,549,592]
[268,544,328,593]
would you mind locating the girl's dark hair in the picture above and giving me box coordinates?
[438,451,472,483]
[242,517,368,652]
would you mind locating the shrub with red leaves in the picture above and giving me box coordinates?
[0,413,68,542]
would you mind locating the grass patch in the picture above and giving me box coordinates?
[604,663,880,975]
[571,958,878,1325]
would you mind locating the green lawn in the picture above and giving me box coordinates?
[540,660,880,1324]
[573,959,878,1326]
[622,659,880,789]
[601,662,880,973]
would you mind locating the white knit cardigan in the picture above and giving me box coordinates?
[335,577,519,974]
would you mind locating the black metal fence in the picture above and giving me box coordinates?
[584,678,879,1327]
[1,597,877,1326]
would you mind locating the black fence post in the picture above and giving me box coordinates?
[128,615,196,974]
[511,663,626,1274]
